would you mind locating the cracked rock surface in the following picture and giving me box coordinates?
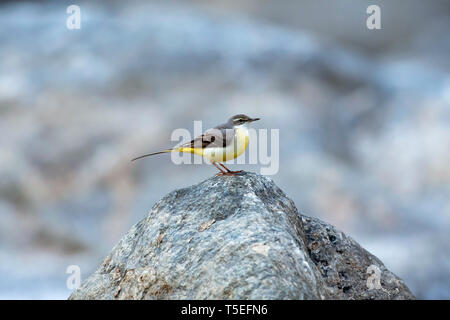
[69,172,415,299]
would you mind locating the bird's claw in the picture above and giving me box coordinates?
[216,172,236,176]
[216,170,244,176]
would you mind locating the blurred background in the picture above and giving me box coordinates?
[0,0,449,299]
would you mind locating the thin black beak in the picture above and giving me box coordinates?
[249,117,260,122]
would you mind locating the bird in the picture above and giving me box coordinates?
[132,114,260,176]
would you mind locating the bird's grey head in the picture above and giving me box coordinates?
[229,114,260,126]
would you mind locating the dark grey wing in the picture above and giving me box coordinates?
[179,128,234,149]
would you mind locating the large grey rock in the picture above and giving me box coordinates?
[69,172,414,300]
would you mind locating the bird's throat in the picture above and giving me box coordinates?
[234,125,249,156]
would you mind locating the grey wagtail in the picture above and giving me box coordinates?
[132,114,260,176]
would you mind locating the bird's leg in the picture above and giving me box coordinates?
[218,163,243,175]
[213,162,228,176]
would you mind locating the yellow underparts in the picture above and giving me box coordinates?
[175,126,249,163]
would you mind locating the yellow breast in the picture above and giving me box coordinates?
[199,126,250,163]
[234,126,249,157]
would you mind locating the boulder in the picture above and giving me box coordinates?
[69,172,414,299]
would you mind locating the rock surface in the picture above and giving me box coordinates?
[69,172,414,300]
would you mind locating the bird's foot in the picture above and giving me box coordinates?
[216,172,237,176]
[216,170,244,176]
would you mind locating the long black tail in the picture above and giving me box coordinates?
[131,149,172,162]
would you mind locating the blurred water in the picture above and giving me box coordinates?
[0,0,449,299]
